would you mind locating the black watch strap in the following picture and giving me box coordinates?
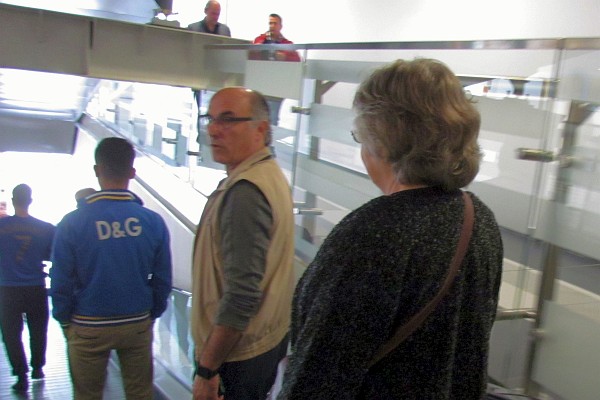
[195,365,219,380]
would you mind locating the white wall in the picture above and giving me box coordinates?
[174,0,600,43]
[0,0,158,23]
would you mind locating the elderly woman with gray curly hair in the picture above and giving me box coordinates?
[278,58,503,399]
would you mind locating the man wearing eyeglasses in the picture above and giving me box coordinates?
[190,87,295,400]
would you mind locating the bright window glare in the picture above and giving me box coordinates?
[0,69,88,105]
[0,152,97,225]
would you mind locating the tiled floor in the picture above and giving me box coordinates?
[0,308,127,399]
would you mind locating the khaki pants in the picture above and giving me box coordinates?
[65,318,154,400]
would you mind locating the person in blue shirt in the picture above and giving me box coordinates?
[0,183,55,392]
[50,137,173,399]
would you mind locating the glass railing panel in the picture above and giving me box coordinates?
[528,45,600,257]
[305,44,559,79]
[529,44,600,399]
[553,45,600,104]
[533,104,600,260]
[202,47,246,89]
[532,298,600,400]
[245,60,304,100]
[488,318,533,389]
[498,260,541,312]
[154,289,194,392]
[470,95,557,236]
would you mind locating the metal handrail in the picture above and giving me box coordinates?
[206,37,600,51]
[495,308,537,321]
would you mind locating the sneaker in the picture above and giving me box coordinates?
[32,368,45,379]
[12,375,28,392]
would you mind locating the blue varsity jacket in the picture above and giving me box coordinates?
[50,190,172,327]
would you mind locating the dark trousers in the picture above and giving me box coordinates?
[218,334,289,400]
[0,285,49,376]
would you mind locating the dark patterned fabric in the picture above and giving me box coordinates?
[279,187,503,400]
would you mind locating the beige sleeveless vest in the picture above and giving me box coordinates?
[191,148,295,361]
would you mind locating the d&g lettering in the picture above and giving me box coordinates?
[95,218,142,240]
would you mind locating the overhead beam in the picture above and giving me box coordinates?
[0,3,250,89]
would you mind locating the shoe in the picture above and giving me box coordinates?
[12,375,28,392]
[32,368,45,379]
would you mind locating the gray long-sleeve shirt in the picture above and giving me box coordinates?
[215,179,273,331]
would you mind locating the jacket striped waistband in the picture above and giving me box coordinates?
[71,312,150,327]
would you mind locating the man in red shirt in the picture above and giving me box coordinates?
[253,14,300,62]
[250,13,301,126]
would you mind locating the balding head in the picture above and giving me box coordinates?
[204,0,221,25]
[205,87,272,172]
[205,0,220,11]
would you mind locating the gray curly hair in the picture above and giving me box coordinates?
[353,58,481,190]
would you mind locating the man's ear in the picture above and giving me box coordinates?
[93,164,100,178]
[257,120,270,141]
[129,167,136,179]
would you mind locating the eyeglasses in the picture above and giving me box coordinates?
[350,130,361,144]
[199,114,255,128]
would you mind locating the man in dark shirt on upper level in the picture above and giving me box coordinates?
[188,1,232,144]
[0,184,55,393]
[188,0,231,36]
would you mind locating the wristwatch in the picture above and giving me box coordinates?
[195,364,219,380]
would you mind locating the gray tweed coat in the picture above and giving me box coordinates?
[279,187,503,400]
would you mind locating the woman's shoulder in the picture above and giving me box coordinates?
[342,189,437,224]
[337,195,396,228]
[468,192,500,225]
[325,194,414,248]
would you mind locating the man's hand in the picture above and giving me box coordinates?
[192,374,223,400]
[275,50,286,61]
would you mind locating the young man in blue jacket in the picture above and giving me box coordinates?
[0,184,55,392]
[50,137,173,399]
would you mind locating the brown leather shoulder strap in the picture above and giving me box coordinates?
[368,191,474,368]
